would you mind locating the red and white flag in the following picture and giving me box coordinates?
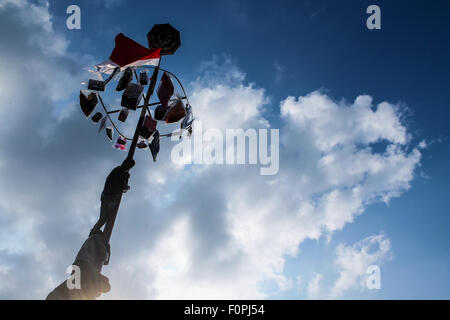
[95,33,161,74]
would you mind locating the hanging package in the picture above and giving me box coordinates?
[137,140,148,149]
[113,136,127,151]
[154,104,169,121]
[121,83,143,110]
[91,112,103,123]
[106,126,114,141]
[79,90,98,118]
[98,117,107,133]
[139,71,149,85]
[89,67,120,91]
[139,115,157,139]
[149,130,160,162]
[118,108,129,122]
[164,98,186,123]
[116,67,133,92]
[88,79,105,91]
[182,104,193,129]
[157,72,174,107]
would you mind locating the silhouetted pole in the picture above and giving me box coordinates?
[103,60,161,245]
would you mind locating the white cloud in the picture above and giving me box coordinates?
[281,92,407,152]
[0,0,99,299]
[103,0,127,9]
[329,233,391,298]
[296,275,302,295]
[273,61,285,84]
[418,140,427,149]
[307,273,323,299]
[190,57,270,131]
[108,65,420,299]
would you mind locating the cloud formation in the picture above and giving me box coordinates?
[307,273,323,299]
[0,0,422,299]
[329,233,391,298]
[304,233,391,299]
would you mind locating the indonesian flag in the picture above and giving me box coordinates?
[95,33,161,74]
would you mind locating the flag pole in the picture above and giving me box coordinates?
[103,59,161,245]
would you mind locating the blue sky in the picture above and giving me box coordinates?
[0,0,448,299]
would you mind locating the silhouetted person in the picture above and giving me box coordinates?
[90,158,135,236]
[47,158,135,300]
[46,232,110,300]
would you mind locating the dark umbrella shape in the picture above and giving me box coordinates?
[147,24,181,56]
